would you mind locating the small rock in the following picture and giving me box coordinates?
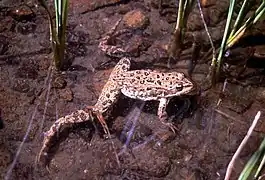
[255,87,265,103]
[52,76,67,89]
[253,45,265,58]
[12,80,30,93]
[129,145,171,177]
[10,5,36,22]
[15,22,37,35]
[38,57,51,71]
[58,88,73,102]
[123,10,149,29]
[0,16,13,32]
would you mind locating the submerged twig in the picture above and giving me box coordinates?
[38,65,54,137]
[196,0,216,58]
[4,106,39,180]
[224,111,261,180]
[5,63,54,180]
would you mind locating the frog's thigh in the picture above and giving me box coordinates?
[157,98,169,121]
[112,57,131,75]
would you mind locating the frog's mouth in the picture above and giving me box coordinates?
[184,79,198,96]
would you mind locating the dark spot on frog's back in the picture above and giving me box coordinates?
[146,78,154,83]
[107,99,112,104]
[122,65,127,70]
[102,101,108,106]
[157,80,162,85]
[157,74,160,78]
[136,76,140,80]
[110,89,116,93]
[144,71,150,76]
[106,93,110,98]
[73,112,79,120]
[79,112,87,120]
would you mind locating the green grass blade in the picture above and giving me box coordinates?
[60,0,68,67]
[229,0,249,39]
[215,0,236,79]
[255,152,265,179]
[239,138,265,180]
[227,1,265,48]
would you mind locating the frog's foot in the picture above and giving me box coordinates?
[98,18,131,58]
[88,107,111,136]
[157,109,178,133]
[38,106,105,165]
[160,121,178,134]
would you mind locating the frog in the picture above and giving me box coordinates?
[38,18,196,162]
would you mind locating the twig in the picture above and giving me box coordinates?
[214,109,236,121]
[4,106,39,180]
[38,66,54,135]
[196,0,216,58]
[224,111,261,180]
[217,79,228,106]
[5,64,54,179]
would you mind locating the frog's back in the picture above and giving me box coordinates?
[115,70,194,101]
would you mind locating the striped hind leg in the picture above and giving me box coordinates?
[38,107,97,163]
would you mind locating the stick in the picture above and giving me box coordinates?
[224,111,261,180]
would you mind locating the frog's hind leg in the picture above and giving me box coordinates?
[38,107,95,163]
[98,18,131,58]
[157,98,178,133]
[110,57,131,78]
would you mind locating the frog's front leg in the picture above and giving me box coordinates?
[157,98,178,133]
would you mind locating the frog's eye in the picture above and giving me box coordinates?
[175,85,183,91]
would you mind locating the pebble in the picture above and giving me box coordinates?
[123,10,150,29]
[12,80,30,93]
[58,88,74,102]
[52,76,67,89]
[10,5,35,22]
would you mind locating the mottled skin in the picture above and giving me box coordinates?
[38,18,195,162]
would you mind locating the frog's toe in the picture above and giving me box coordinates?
[163,122,178,134]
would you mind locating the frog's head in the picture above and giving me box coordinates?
[170,73,196,96]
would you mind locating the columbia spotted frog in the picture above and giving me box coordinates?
[38,18,196,162]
